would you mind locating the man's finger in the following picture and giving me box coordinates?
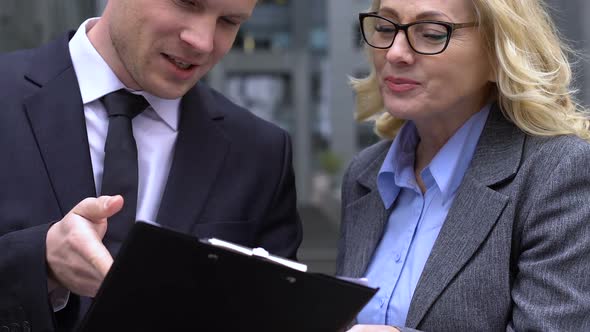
[82,236,114,277]
[72,196,124,222]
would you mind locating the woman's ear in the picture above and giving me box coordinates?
[488,59,498,83]
[488,70,497,83]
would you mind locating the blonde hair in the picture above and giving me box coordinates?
[352,0,590,141]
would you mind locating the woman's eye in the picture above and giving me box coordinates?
[422,32,447,42]
[375,25,396,34]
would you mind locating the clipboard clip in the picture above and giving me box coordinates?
[205,238,308,272]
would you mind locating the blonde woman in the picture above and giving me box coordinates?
[337,0,590,331]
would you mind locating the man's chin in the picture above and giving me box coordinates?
[146,82,194,100]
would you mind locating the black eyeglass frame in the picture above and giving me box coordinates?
[359,12,478,55]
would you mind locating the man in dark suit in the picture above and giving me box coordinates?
[0,0,302,330]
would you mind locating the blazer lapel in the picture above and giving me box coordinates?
[156,85,230,233]
[23,34,95,215]
[341,144,390,278]
[406,106,525,328]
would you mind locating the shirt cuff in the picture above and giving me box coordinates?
[50,286,71,312]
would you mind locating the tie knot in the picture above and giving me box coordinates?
[102,89,149,119]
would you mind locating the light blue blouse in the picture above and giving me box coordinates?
[357,104,490,325]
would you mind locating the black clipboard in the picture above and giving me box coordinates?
[78,222,377,332]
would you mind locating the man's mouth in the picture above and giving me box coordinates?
[164,54,194,70]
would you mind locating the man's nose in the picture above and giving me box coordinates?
[179,17,216,53]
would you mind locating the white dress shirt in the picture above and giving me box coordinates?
[71,18,180,222]
[51,17,181,311]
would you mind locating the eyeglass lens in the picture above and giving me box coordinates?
[363,16,449,54]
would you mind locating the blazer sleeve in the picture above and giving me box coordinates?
[0,224,56,331]
[510,143,590,331]
[336,153,358,277]
[253,130,303,260]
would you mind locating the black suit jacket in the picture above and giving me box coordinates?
[0,33,302,331]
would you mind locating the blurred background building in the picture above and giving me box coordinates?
[1,0,589,274]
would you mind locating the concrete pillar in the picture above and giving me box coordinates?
[292,0,312,204]
[327,0,357,175]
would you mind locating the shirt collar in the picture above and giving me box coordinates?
[377,123,417,208]
[68,18,180,131]
[377,104,491,208]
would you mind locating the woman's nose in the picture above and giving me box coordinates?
[385,31,415,64]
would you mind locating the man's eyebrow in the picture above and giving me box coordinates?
[192,0,206,11]
[197,0,252,21]
[225,13,251,21]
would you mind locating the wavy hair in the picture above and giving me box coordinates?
[351,0,590,141]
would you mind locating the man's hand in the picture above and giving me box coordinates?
[46,195,124,297]
[347,325,400,332]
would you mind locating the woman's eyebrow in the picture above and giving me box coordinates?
[378,7,453,21]
[415,10,452,21]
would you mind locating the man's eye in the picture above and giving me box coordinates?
[220,17,239,26]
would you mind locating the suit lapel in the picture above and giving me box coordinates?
[405,176,508,327]
[342,191,388,278]
[405,106,525,328]
[23,34,231,232]
[341,144,390,278]
[23,34,95,215]
[156,85,230,233]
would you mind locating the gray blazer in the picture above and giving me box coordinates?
[337,106,590,331]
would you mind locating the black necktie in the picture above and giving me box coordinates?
[100,89,148,256]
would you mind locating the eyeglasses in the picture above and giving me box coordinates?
[359,12,477,55]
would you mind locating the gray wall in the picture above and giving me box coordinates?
[0,1,95,52]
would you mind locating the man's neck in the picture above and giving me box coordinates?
[86,17,140,91]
